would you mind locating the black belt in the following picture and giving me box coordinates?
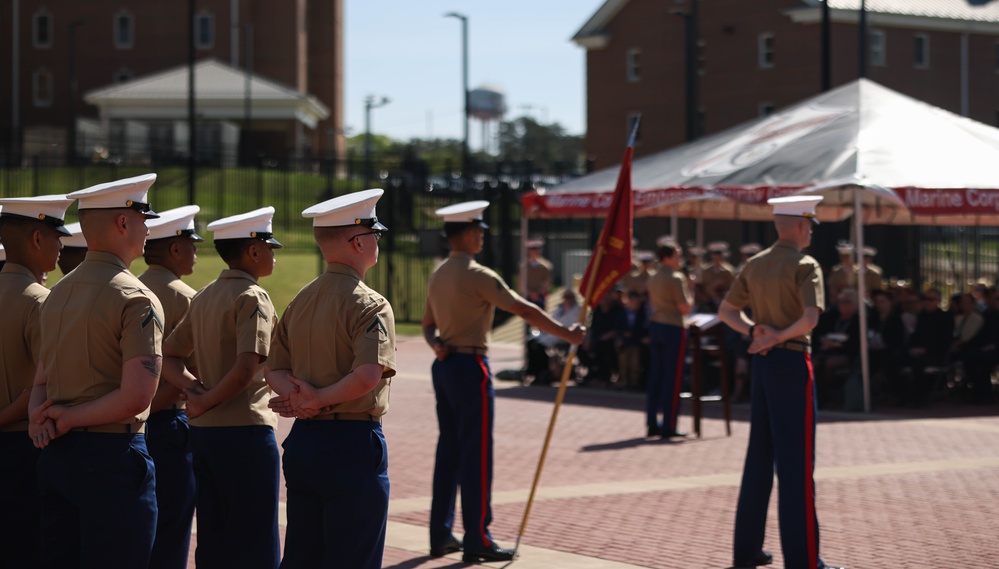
[72,422,146,434]
[308,412,382,423]
[774,340,811,354]
[450,346,487,356]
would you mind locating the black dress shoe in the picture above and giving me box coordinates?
[646,426,662,438]
[818,564,845,569]
[665,430,687,439]
[733,550,773,567]
[430,536,462,558]
[461,543,516,563]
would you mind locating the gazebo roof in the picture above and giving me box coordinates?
[84,58,330,128]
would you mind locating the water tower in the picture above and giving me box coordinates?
[468,84,506,154]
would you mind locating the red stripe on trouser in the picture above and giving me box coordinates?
[476,355,492,548]
[669,329,688,430]
[804,354,818,569]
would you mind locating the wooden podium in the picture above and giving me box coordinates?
[685,314,732,438]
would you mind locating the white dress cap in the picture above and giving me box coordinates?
[302,189,388,230]
[707,241,730,255]
[0,194,76,236]
[0,244,5,262]
[635,250,655,262]
[767,195,823,225]
[68,173,159,218]
[435,200,490,228]
[207,206,282,248]
[656,235,677,248]
[60,222,88,248]
[835,242,855,255]
[739,243,762,255]
[862,246,877,257]
[525,238,544,249]
[146,205,204,242]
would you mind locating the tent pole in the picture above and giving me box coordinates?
[854,189,871,413]
[671,207,679,243]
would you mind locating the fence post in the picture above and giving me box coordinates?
[32,155,40,196]
[499,181,515,286]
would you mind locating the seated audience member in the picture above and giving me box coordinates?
[580,288,623,384]
[952,293,984,357]
[526,289,583,385]
[965,288,999,404]
[904,289,955,407]
[812,289,861,409]
[615,291,649,390]
[868,289,904,399]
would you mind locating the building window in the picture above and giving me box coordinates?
[33,69,53,107]
[33,10,53,48]
[870,30,886,67]
[196,13,215,49]
[758,33,774,69]
[626,113,642,145]
[114,12,134,49]
[114,68,133,84]
[626,49,641,82]
[759,102,775,117]
[914,34,930,69]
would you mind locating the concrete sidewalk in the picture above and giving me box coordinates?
[189,337,999,568]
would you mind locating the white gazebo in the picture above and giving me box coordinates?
[84,59,330,164]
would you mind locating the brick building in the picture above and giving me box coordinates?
[0,0,343,163]
[574,0,999,169]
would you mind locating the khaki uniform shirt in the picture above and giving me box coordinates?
[425,252,520,349]
[700,262,736,293]
[139,264,197,403]
[0,264,47,432]
[621,269,655,296]
[647,268,692,328]
[525,258,553,297]
[39,251,164,425]
[827,264,856,300]
[164,269,277,428]
[724,240,824,344]
[856,263,883,293]
[268,263,397,417]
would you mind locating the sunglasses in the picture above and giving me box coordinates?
[346,231,383,243]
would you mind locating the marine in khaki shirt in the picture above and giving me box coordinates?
[28,174,164,569]
[523,239,553,306]
[645,243,694,440]
[719,196,842,569]
[0,194,74,568]
[422,201,586,563]
[161,206,282,569]
[137,205,202,569]
[265,189,396,569]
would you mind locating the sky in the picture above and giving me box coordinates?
[344,0,607,145]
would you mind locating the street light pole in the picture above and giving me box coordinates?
[68,20,83,165]
[445,12,469,178]
[671,1,701,142]
[364,95,390,185]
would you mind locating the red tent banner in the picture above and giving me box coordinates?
[578,145,635,308]
[894,187,999,216]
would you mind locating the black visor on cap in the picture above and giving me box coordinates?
[1,212,72,236]
[126,200,160,219]
[176,229,205,242]
[249,231,283,249]
[356,217,389,232]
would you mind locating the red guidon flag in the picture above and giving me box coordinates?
[579,122,637,308]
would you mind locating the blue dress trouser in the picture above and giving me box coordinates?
[280,419,389,569]
[430,353,496,552]
[646,323,687,432]
[733,348,821,569]
[146,409,196,569]
[37,431,157,569]
[0,432,42,567]
[189,425,280,569]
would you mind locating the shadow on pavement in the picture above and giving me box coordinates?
[382,558,467,569]
[494,383,999,425]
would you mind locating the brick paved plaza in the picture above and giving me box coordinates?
[188,337,999,568]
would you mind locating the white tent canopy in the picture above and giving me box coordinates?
[528,79,999,225]
[84,59,329,128]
